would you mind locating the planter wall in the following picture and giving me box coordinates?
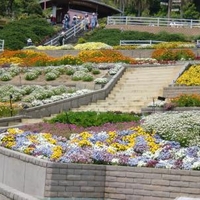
[141,107,200,114]
[163,86,200,98]
[0,146,200,200]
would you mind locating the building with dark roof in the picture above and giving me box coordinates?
[39,0,121,23]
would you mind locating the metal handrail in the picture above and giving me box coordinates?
[0,39,4,51]
[44,21,84,46]
[107,16,200,28]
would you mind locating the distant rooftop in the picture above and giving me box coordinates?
[39,0,121,18]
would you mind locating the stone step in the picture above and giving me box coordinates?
[71,65,183,113]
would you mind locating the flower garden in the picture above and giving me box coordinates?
[0,44,200,171]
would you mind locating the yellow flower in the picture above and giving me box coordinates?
[51,145,63,160]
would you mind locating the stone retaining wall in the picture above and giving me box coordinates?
[19,66,126,118]
[1,146,200,200]
[39,49,200,59]
[163,86,200,98]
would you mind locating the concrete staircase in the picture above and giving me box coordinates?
[72,65,183,113]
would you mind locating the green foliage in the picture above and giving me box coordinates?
[82,74,94,82]
[183,3,200,19]
[45,72,58,81]
[0,16,55,50]
[0,105,19,117]
[85,29,188,46]
[48,111,141,127]
[171,94,200,107]
[77,37,86,44]
[92,69,100,75]
[0,73,12,81]
[156,31,187,42]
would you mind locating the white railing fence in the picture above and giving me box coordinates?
[120,40,165,46]
[44,21,84,46]
[0,39,4,52]
[107,16,200,28]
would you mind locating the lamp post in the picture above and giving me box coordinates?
[9,94,13,117]
[168,0,172,19]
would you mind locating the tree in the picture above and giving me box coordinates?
[182,2,200,19]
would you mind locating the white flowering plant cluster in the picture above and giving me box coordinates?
[0,84,93,108]
[141,111,200,147]
[0,65,22,81]
[147,100,166,107]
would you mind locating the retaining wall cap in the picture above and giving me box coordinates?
[0,183,39,200]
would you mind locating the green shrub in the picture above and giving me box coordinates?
[45,72,58,81]
[24,71,39,80]
[66,68,75,75]
[82,74,94,82]
[171,94,200,107]
[0,73,12,81]
[48,111,141,127]
[77,37,86,44]
[0,16,55,50]
[92,69,100,75]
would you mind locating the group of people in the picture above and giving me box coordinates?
[62,12,98,31]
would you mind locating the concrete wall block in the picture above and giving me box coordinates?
[169,169,191,176]
[95,175,106,181]
[180,188,200,194]
[105,181,126,188]
[3,156,25,191]
[106,171,126,177]
[67,163,83,169]
[44,191,58,197]
[105,193,126,199]
[66,175,81,181]
[116,177,133,183]
[105,176,117,182]
[46,185,66,192]
[162,174,181,181]
[151,179,170,186]
[126,172,144,178]
[149,190,170,198]
[133,178,151,184]
[170,181,190,187]
[46,168,60,174]
[58,180,74,186]
[45,180,59,186]
[24,162,46,197]
[65,186,80,192]
[181,176,200,182]
[115,188,134,194]
[57,191,72,197]
[105,187,117,193]
[144,173,162,179]
[50,174,67,180]
[143,196,171,200]
[74,169,93,175]
[59,169,68,174]
[87,181,104,187]
[94,186,105,193]
[73,181,88,186]
[80,186,95,192]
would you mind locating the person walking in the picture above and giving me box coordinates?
[58,31,65,46]
[91,13,98,30]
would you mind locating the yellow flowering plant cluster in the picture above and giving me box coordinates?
[0,102,22,118]
[78,50,136,64]
[176,65,200,86]
[152,48,195,61]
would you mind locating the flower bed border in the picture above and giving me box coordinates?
[0,146,200,200]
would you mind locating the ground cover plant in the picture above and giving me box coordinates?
[1,111,200,170]
[175,64,200,86]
